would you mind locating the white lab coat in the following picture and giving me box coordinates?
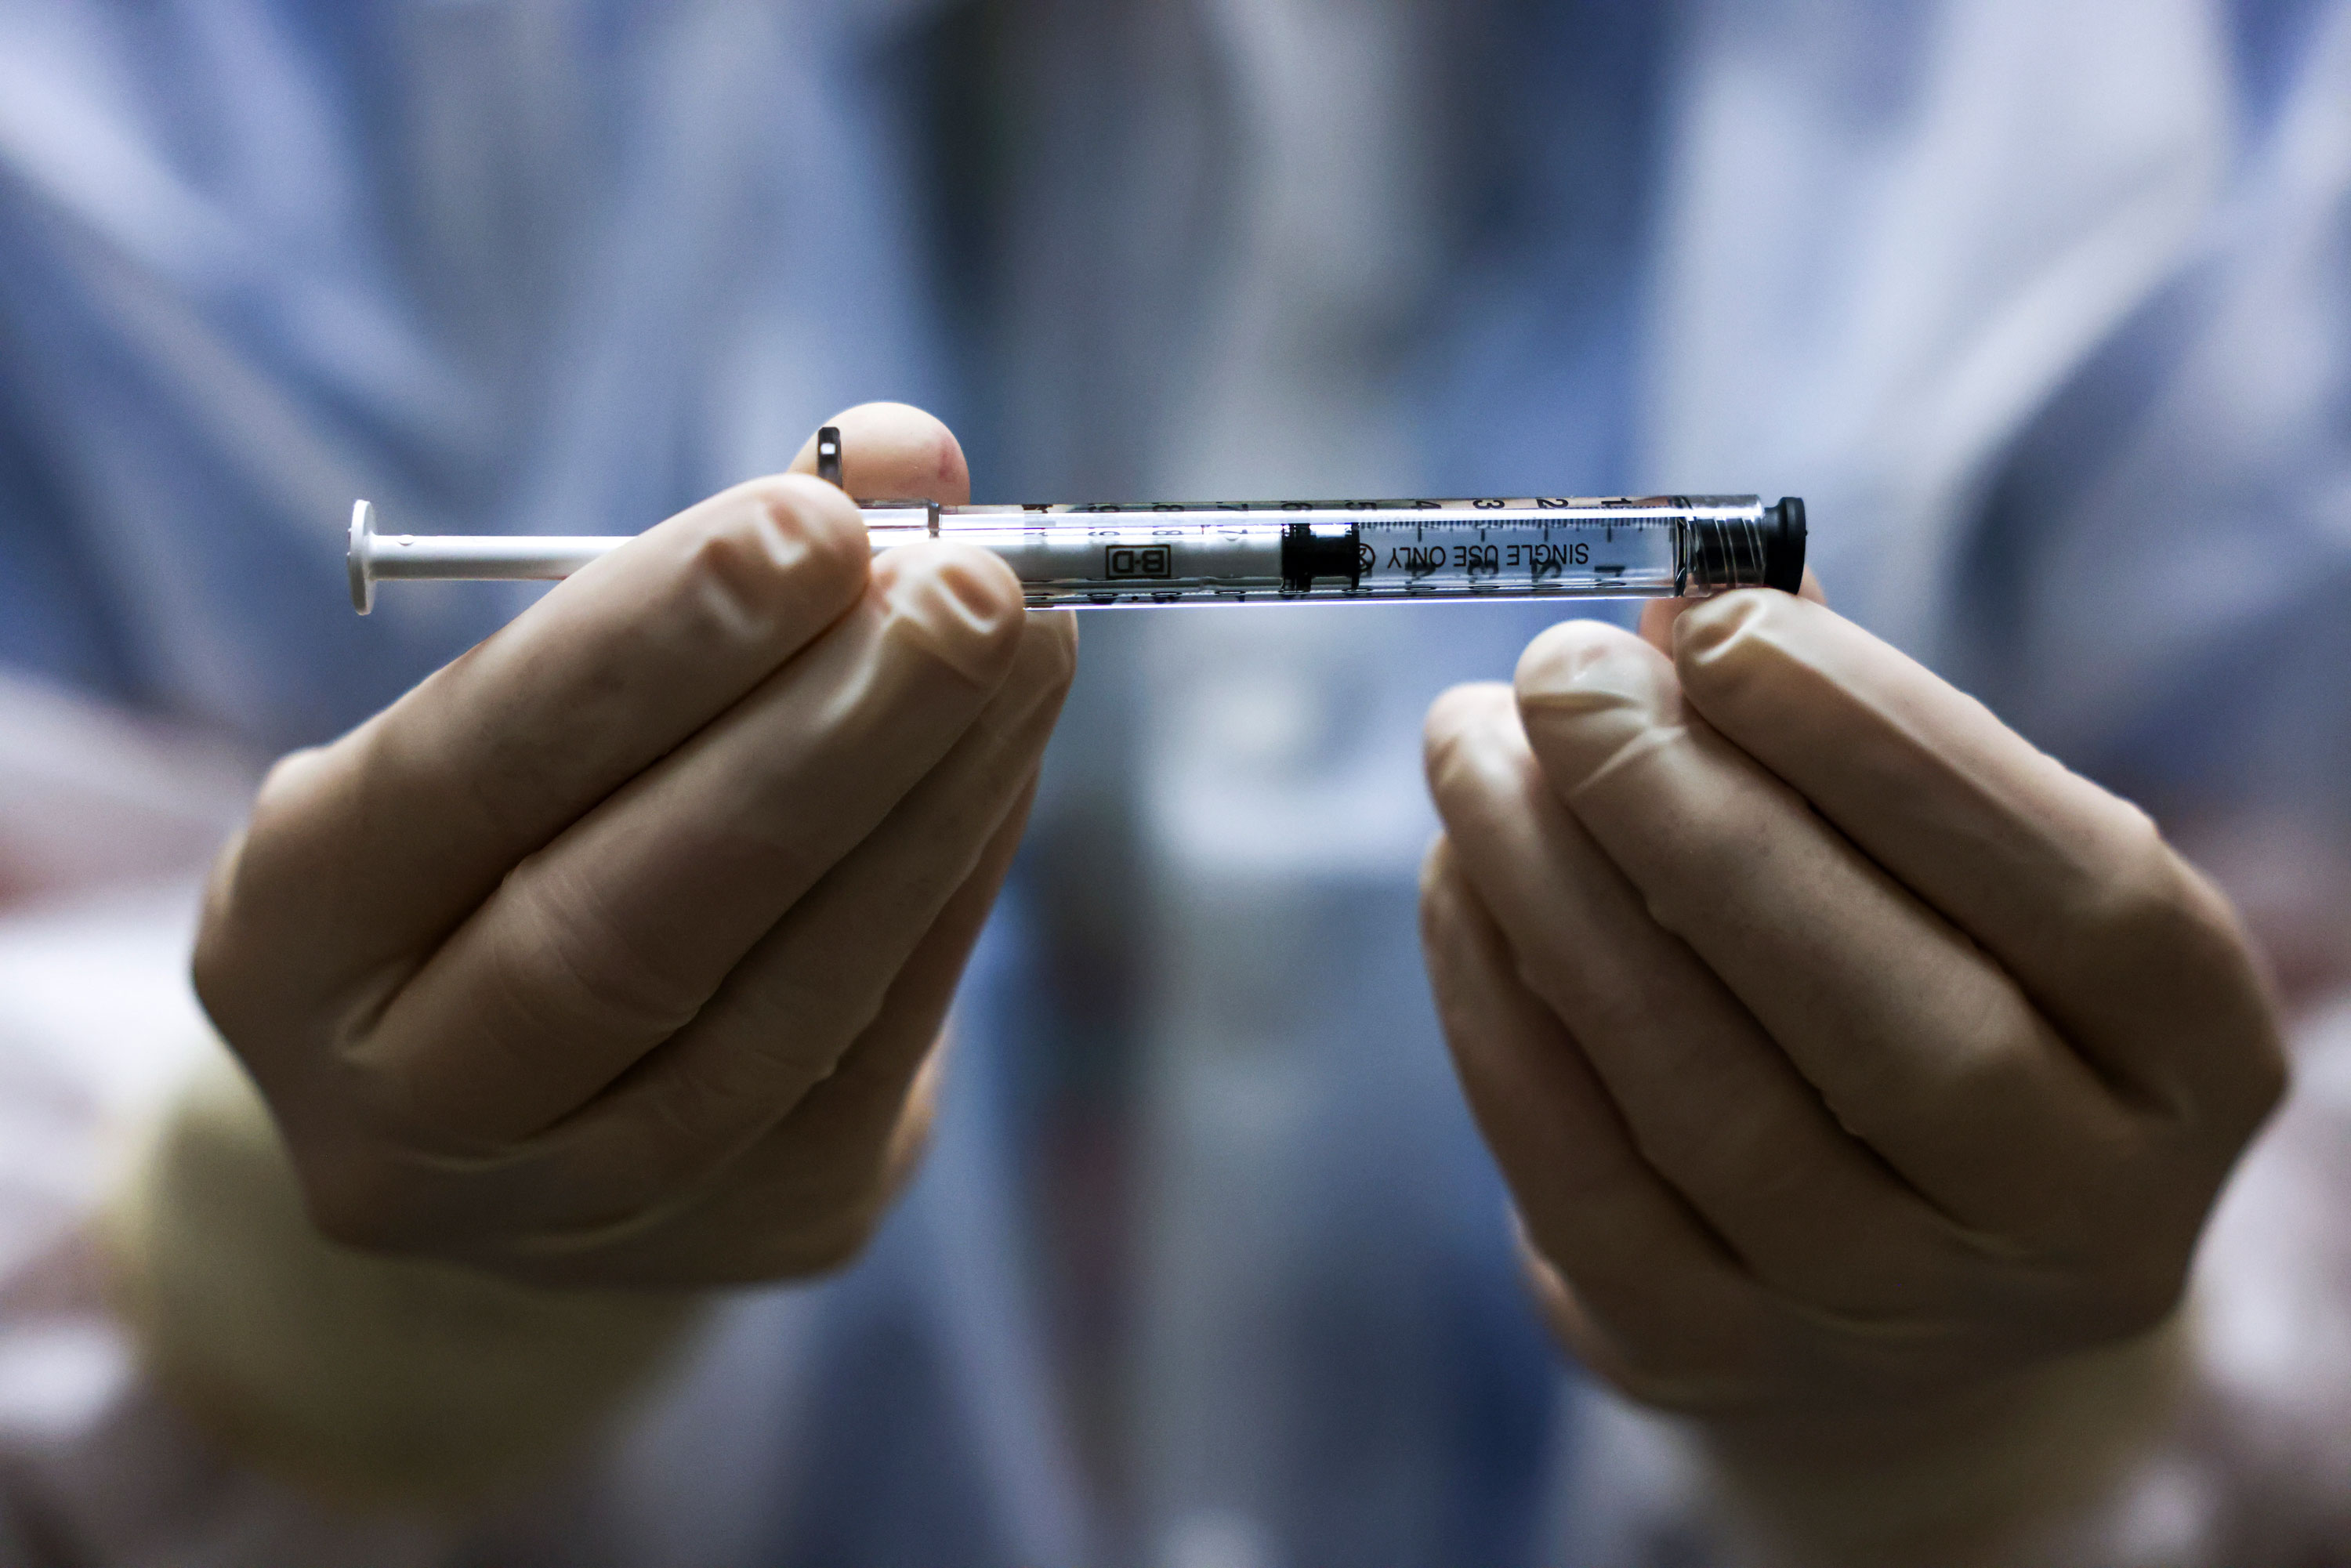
[2,2,2349,1564]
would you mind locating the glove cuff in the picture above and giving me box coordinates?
[1698,1320,2191,1566]
[100,1041,708,1509]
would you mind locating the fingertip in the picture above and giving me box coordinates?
[1418,830,1462,907]
[1023,608,1080,694]
[1514,617,1622,690]
[1516,1240,1610,1368]
[189,824,255,1030]
[882,1045,947,1193]
[1418,832,1502,1010]
[1513,619,1669,715]
[791,403,971,506]
[1416,831,1506,963]
[994,611,1080,737]
[1509,622,1685,804]
[1423,681,1515,767]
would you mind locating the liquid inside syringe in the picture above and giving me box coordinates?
[349,493,1805,614]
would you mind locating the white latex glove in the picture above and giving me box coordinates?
[191,402,1074,1288]
[1421,582,2285,1562]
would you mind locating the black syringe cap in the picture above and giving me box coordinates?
[1762,497,1806,593]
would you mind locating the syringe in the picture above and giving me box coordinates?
[348,430,1803,613]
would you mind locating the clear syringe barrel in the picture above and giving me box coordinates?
[879,495,1806,607]
[346,495,1805,612]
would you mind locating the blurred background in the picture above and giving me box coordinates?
[0,2,2347,1565]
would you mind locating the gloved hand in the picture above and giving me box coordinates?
[192,401,1074,1288]
[1420,584,2286,1553]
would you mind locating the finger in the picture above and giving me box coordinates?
[1512,621,2135,1236]
[208,403,976,1024]
[1638,565,1825,656]
[360,538,1031,1143]
[479,612,1076,1229]
[1667,589,2282,1127]
[537,769,1047,1286]
[206,473,871,1033]
[330,614,1072,1244]
[1420,838,1788,1410]
[1424,683,1971,1316]
[787,400,970,502]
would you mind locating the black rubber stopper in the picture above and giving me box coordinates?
[816,425,844,489]
[1281,522,1362,591]
[1762,496,1806,593]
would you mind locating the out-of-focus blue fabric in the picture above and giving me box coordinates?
[0,0,945,748]
[1420,0,1669,503]
[1954,6,2351,833]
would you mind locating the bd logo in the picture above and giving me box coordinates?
[1106,544,1172,579]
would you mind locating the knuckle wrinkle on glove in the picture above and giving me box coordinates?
[1668,588,1785,707]
[297,1143,436,1256]
[683,476,869,644]
[880,544,1028,690]
[486,864,708,1048]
